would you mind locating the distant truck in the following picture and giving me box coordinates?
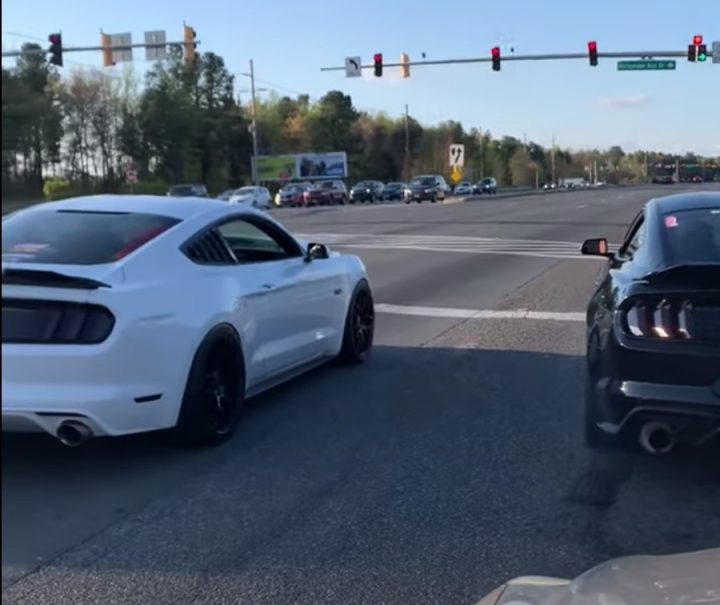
[560,178,588,189]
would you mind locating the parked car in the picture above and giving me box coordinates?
[581,191,720,454]
[349,181,385,204]
[167,184,209,198]
[228,187,272,210]
[382,182,406,201]
[274,183,310,207]
[303,180,348,206]
[217,189,237,201]
[454,181,474,196]
[474,177,497,195]
[1,195,375,447]
[404,175,449,203]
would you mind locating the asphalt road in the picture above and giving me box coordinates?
[3,184,719,605]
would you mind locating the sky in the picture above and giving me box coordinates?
[2,0,719,155]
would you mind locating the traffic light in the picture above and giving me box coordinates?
[491,46,501,71]
[100,32,114,67]
[183,24,197,63]
[587,41,598,66]
[374,53,383,77]
[688,34,704,62]
[48,33,62,67]
[400,52,410,78]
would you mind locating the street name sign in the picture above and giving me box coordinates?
[617,60,676,71]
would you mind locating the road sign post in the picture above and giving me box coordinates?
[617,59,676,71]
[449,144,465,168]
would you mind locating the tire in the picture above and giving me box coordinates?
[338,279,375,364]
[174,325,245,446]
[584,331,620,450]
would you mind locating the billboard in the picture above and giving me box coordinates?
[256,152,348,181]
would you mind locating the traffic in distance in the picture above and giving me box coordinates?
[167,175,608,209]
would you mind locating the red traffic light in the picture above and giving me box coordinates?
[48,33,61,45]
[491,46,500,58]
[692,34,703,45]
[373,53,383,77]
[588,41,597,51]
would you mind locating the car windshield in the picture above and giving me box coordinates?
[234,187,257,194]
[321,182,336,189]
[2,210,180,265]
[386,182,403,188]
[411,177,435,186]
[355,181,372,188]
[662,208,720,264]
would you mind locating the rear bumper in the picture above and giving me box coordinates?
[2,321,191,437]
[592,377,720,444]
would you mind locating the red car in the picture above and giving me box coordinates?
[303,181,348,206]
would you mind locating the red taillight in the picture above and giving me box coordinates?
[621,298,720,342]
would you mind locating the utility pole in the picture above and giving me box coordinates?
[249,59,260,186]
[404,104,410,182]
[550,134,557,185]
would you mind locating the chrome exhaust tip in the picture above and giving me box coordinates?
[56,420,93,447]
[638,420,675,455]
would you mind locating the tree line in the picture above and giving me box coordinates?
[2,43,718,202]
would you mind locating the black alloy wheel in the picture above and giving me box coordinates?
[339,281,375,364]
[175,328,244,446]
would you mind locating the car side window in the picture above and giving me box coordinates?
[216,218,302,264]
[622,215,646,259]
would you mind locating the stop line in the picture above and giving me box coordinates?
[298,232,606,259]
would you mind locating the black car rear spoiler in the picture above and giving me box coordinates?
[641,264,720,285]
[2,268,111,289]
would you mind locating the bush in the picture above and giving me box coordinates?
[42,177,83,201]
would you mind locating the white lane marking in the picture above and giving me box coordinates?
[297,233,615,260]
[375,303,585,322]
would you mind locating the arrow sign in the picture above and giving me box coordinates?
[449,144,465,168]
[345,56,362,78]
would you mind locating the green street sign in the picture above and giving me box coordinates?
[617,60,677,71]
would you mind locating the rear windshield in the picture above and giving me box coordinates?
[662,208,720,264]
[2,210,180,265]
[412,177,436,186]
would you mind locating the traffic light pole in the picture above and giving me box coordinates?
[321,49,714,71]
[1,40,201,58]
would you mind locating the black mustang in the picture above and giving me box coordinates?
[581,191,719,455]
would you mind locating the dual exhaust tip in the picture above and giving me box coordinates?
[56,420,93,447]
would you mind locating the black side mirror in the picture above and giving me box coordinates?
[581,238,612,258]
[306,242,329,261]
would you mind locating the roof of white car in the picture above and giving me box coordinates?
[23,194,234,221]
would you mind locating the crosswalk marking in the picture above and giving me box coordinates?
[297,232,614,260]
[375,303,586,322]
